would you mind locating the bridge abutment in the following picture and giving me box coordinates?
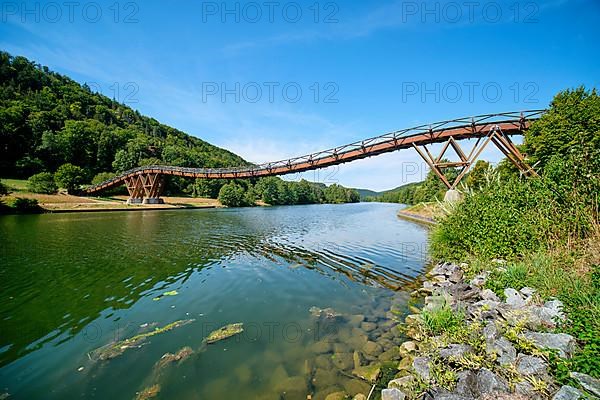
[142,198,165,205]
[125,173,165,205]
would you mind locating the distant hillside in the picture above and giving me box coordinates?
[354,182,421,201]
[353,188,381,199]
[0,51,249,187]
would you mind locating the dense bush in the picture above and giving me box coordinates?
[27,172,57,194]
[0,180,9,196]
[218,183,252,207]
[54,163,85,194]
[430,176,561,260]
[10,197,42,213]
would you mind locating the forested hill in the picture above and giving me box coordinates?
[0,51,249,180]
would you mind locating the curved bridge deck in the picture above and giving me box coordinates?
[85,110,545,200]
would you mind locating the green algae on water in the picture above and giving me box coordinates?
[89,319,195,361]
[205,323,244,344]
[152,290,179,301]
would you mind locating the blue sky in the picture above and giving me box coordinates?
[1,0,599,190]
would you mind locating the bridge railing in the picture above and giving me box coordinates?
[85,110,546,193]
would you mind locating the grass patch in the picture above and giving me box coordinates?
[421,305,465,336]
[1,178,28,191]
[401,202,443,220]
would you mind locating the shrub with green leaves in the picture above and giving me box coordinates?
[430,177,562,260]
[0,180,10,196]
[218,183,251,208]
[27,172,58,194]
[54,163,85,194]
[10,197,42,213]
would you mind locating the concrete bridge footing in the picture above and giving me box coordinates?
[444,190,463,203]
[142,198,164,205]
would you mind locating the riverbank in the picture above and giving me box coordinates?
[378,259,600,399]
[397,203,441,225]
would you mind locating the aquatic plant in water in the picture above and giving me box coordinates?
[204,323,244,344]
[135,323,245,399]
[134,384,160,400]
[89,319,195,361]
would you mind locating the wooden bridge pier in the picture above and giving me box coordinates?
[125,173,165,204]
[411,125,537,192]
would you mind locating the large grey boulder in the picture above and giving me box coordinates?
[523,332,576,358]
[516,355,548,376]
[454,370,478,397]
[552,385,584,400]
[504,288,525,308]
[480,289,500,302]
[381,388,406,400]
[439,344,473,360]
[413,357,431,381]
[476,368,508,395]
[570,372,600,398]
[483,321,501,343]
[487,337,517,365]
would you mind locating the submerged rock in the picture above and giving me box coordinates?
[325,391,347,400]
[90,319,195,361]
[205,323,244,344]
[310,306,342,319]
[153,346,194,372]
[352,363,381,383]
[363,341,383,357]
[332,352,354,371]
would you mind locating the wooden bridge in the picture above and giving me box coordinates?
[85,110,545,204]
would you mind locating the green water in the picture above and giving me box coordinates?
[0,203,428,399]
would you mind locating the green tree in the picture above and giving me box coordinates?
[525,87,600,170]
[255,177,280,205]
[27,172,58,194]
[55,163,85,194]
[218,183,248,207]
[192,179,227,198]
[465,160,491,190]
[112,149,138,172]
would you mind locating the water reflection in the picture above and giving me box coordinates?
[0,203,428,399]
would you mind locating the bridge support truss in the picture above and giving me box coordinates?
[411,125,537,190]
[125,173,165,204]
